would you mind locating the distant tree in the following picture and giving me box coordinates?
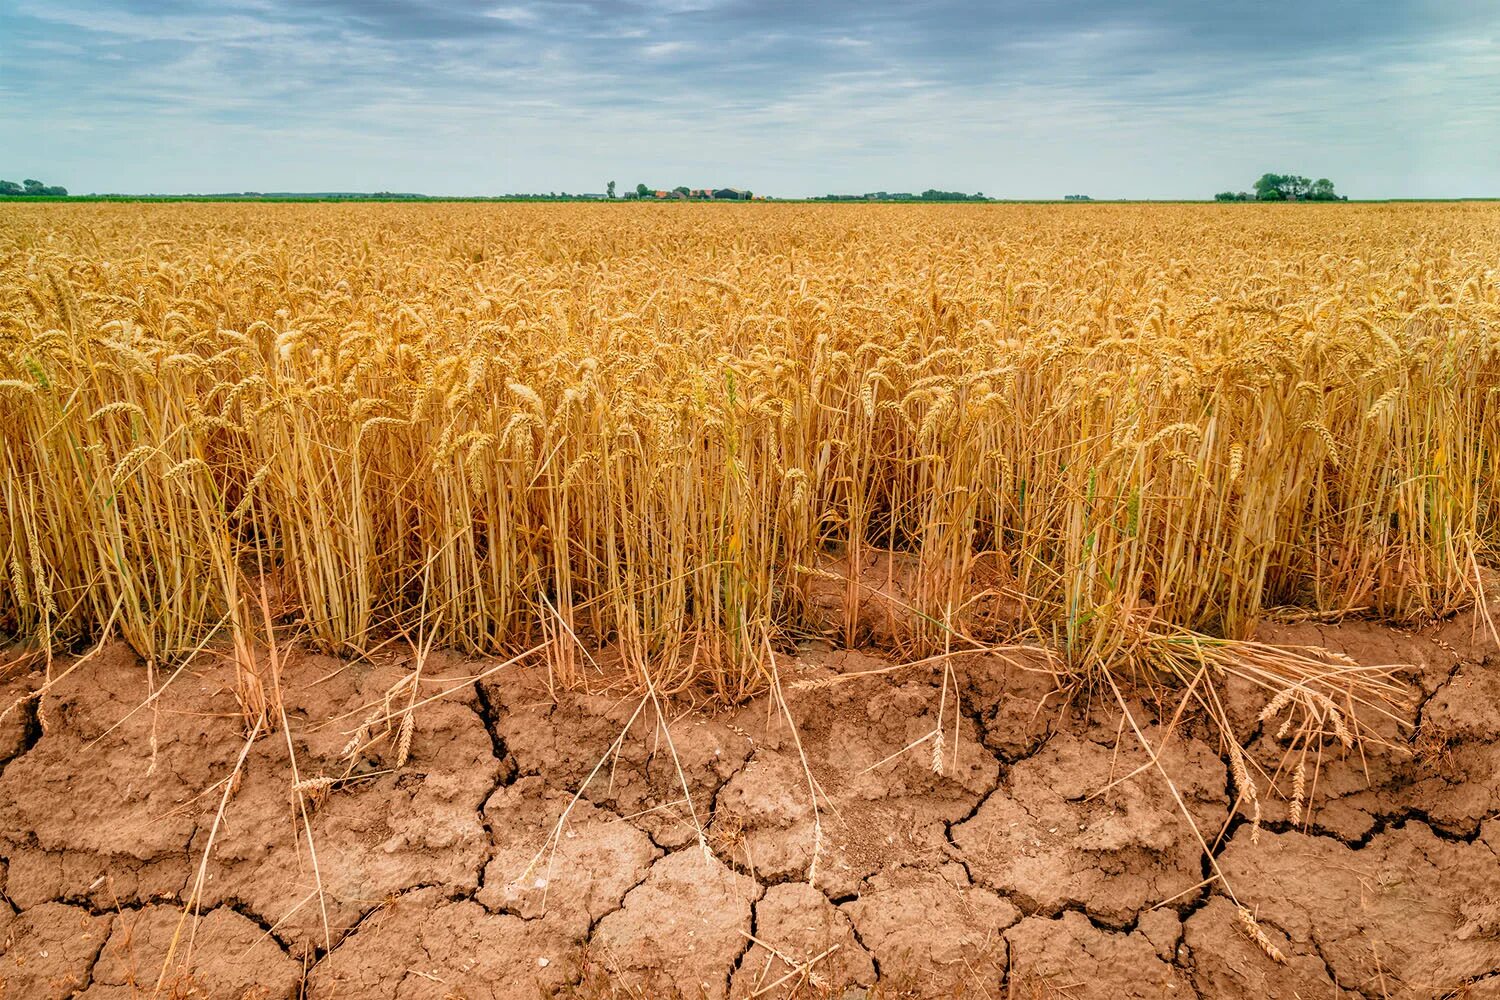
[23,179,44,194]
[42,185,67,196]
[1253,174,1284,200]
[1250,173,1337,201]
[1263,176,1292,199]
[673,185,690,196]
[636,183,650,198]
[0,180,21,196]
[607,180,616,199]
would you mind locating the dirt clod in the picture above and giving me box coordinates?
[730,883,876,998]
[953,729,1226,926]
[478,775,659,936]
[592,849,762,1000]
[0,901,113,1000]
[306,885,574,999]
[1005,911,1191,1000]
[714,650,998,897]
[1181,897,1350,999]
[1217,824,1500,998]
[82,905,301,999]
[840,866,1017,998]
[0,643,216,911]
[484,664,754,850]
[1238,618,1500,842]
[203,653,501,957]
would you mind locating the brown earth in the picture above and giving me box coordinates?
[1,611,1498,999]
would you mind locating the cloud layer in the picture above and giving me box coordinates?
[3,1,1497,197]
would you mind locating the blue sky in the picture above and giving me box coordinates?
[2,1,1497,198]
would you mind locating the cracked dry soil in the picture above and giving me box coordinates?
[2,613,1499,1000]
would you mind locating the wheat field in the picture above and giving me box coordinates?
[2,202,1497,717]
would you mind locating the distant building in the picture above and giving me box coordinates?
[643,186,751,200]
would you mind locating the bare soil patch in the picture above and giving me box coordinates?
[3,613,1499,998]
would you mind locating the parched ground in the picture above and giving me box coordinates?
[1,612,1498,999]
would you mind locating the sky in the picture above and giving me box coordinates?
[2,1,1498,199]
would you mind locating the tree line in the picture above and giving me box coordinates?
[1216,174,1344,202]
[813,189,989,202]
[1,178,68,196]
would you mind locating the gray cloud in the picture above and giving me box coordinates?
[2,0,1497,196]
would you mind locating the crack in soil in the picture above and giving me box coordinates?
[295,879,454,970]
[74,915,112,995]
[0,694,41,781]
[842,905,882,980]
[724,876,759,999]
[582,857,657,942]
[1217,798,1494,851]
[471,679,518,900]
